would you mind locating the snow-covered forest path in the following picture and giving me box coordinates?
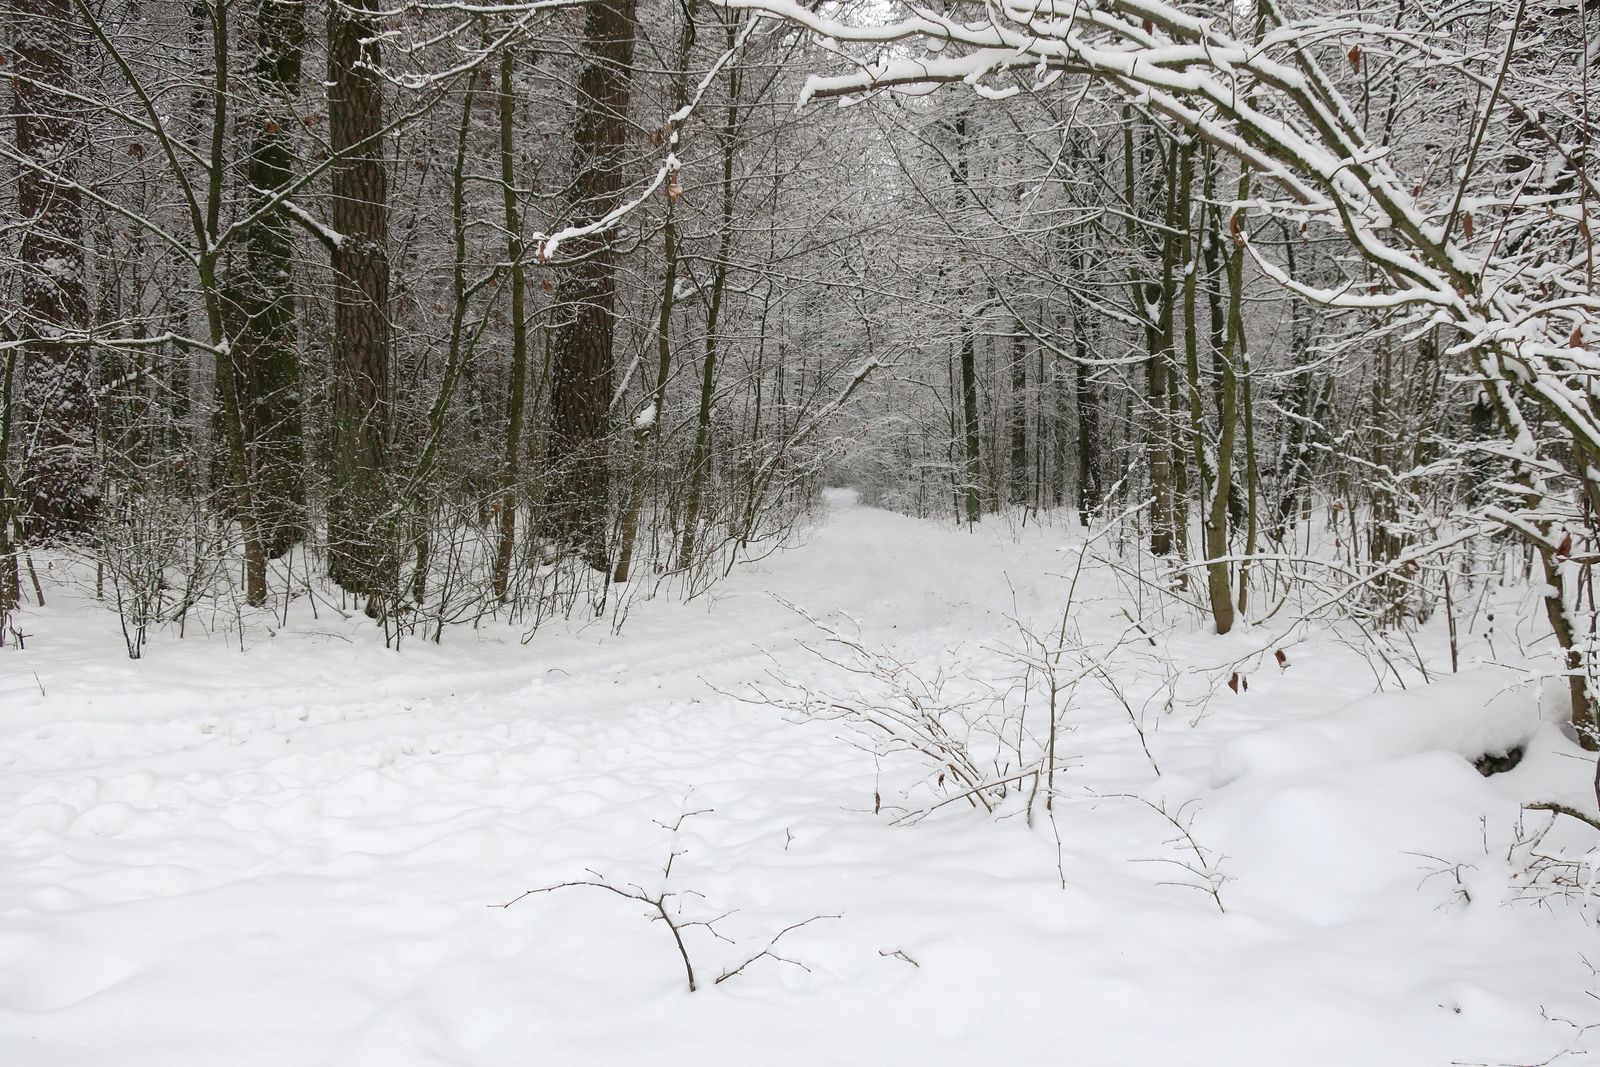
[2,492,1597,1066]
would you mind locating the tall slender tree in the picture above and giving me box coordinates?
[493,48,530,602]
[951,106,982,526]
[680,12,741,570]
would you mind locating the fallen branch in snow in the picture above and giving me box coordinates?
[1524,802,1600,835]
[493,875,710,991]
[493,807,835,993]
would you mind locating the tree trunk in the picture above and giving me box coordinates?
[547,0,638,573]
[953,108,981,525]
[326,0,394,613]
[1230,175,1259,617]
[1072,318,1101,526]
[1125,115,1178,556]
[958,315,982,525]
[0,346,19,611]
[1178,146,1235,634]
[1009,325,1029,508]
[13,0,95,540]
[224,0,307,559]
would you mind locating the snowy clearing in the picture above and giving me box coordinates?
[2,491,1598,1066]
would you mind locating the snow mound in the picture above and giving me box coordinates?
[1210,666,1545,788]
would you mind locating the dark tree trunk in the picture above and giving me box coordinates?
[12,0,95,540]
[1009,326,1029,508]
[952,108,981,525]
[958,317,981,524]
[546,0,637,572]
[0,347,19,612]
[223,0,307,559]
[326,0,394,611]
[1072,322,1101,526]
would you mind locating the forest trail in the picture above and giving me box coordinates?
[1,493,1597,1066]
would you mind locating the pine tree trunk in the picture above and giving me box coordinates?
[547,0,637,573]
[225,0,306,559]
[326,0,394,613]
[13,0,95,539]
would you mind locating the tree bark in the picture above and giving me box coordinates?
[1124,114,1178,556]
[1179,145,1235,634]
[1230,174,1258,617]
[547,0,637,572]
[953,108,982,525]
[0,346,19,611]
[224,0,307,559]
[1071,317,1101,526]
[1009,325,1029,508]
[326,0,394,612]
[12,0,95,540]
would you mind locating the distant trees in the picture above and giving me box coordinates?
[730,0,1600,740]
[0,0,882,642]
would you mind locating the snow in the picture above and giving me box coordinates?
[1,492,1598,1064]
[278,198,346,253]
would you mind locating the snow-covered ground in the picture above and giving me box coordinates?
[2,491,1597,1066]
